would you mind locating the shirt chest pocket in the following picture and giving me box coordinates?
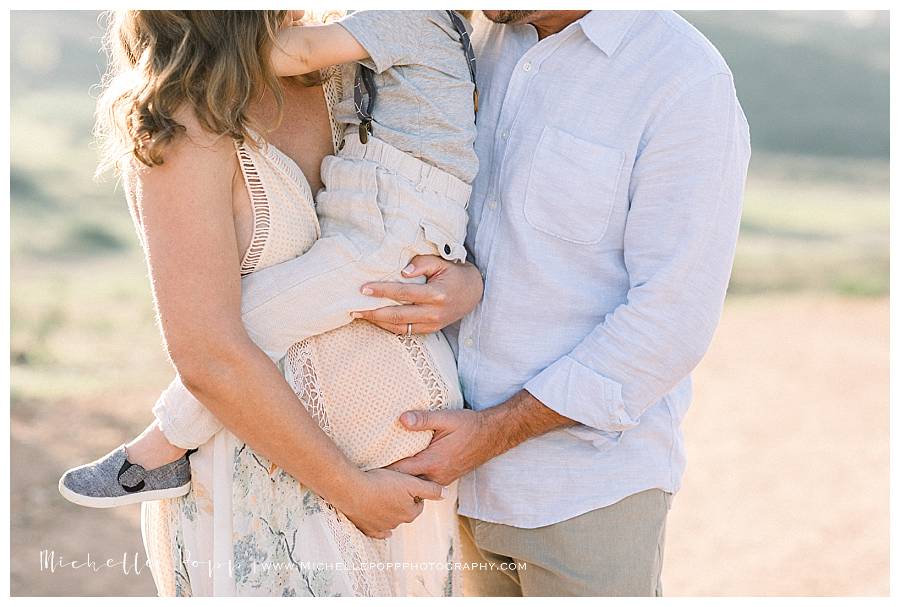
[523,126,625,245]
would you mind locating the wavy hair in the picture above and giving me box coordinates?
[94,10,315,175]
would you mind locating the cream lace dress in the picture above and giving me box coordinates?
[141,66,464,597]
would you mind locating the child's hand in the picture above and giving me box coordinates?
[287,10,305,27]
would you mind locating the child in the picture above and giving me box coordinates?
[59,10,477,507]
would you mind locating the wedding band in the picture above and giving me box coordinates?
[406,323,413,337]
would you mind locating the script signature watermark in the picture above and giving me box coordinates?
[38,550,152,576]
[37,549,524,577]
[38,549,229,577]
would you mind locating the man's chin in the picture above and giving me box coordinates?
[481,10,539,25]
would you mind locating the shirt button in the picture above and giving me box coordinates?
[463,337,474,348]
[523,61,532,72]
[488,199,497,210]
[501,130,509,140]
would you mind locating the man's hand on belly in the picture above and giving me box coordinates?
[384,390,576,485]
[351,255,484,335]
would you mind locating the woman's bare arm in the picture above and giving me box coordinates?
[126,114,443,537]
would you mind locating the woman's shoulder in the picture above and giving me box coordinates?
[168,108,239,164]
[125,109,238,185]
[122,108,240,220]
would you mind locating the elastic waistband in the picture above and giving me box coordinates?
[339,132,472,206]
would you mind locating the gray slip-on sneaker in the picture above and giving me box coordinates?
[58,445,194,508]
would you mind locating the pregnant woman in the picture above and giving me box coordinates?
[91,10,482,596]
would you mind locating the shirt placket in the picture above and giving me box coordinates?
[459,29,575,408]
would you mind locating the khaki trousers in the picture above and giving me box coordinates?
[459,489,673,597]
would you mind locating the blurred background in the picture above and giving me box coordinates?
[10,10,889,596]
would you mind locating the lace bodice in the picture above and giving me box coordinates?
[237,65,345,276]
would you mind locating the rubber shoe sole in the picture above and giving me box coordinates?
[58,475,191,508]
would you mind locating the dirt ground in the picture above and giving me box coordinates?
[10,295,889,596]
[664,295,889,596]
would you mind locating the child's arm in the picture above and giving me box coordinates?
[271,24,369,76]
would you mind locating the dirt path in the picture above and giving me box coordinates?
[664,295,889,596]
[11,295,889,596]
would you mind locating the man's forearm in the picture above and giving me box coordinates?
[479,389,577,456]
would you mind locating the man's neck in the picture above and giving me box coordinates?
[530,11,590,40]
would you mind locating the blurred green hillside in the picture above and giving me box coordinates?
[680,10,889,295]
[683,11,889,159]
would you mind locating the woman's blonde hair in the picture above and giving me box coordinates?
[94,10,311,175]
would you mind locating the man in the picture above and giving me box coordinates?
[357,10,750,596]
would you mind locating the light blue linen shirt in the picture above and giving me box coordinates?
[445,10,751,528]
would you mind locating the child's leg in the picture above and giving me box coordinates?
[151,375,226,450]
[239,231,415,358]
[131,151,468,471]
[138,230,410,467]
[116,374,223,470]
[129,231,408,471]
[239,153,468,360]
[141,232,411,465]
[142,227,410,465]
[58,382,201,507]
[124,420,188,469]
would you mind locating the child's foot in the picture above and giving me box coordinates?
[58,445,195,508]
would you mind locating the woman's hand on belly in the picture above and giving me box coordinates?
[336,468,448,539]
[353,255,484,335]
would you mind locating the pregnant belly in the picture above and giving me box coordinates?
[282,319,463,471]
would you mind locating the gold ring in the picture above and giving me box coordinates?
[406,323,413,337]
[413,495,423,504]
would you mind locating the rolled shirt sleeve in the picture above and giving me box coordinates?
[524,72,750,439]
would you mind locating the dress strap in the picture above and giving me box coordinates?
[321,65,346,154]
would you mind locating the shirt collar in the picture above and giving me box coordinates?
[579,10,640,56]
